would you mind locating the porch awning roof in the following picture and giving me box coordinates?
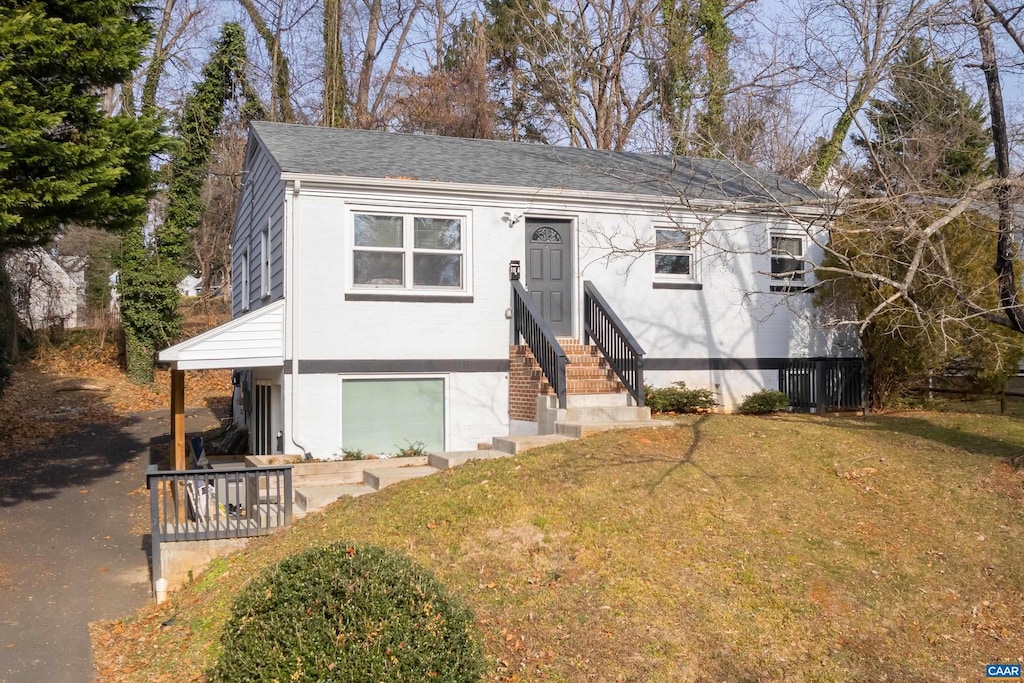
[158,300,284,370]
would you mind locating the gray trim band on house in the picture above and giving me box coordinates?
[288,359,510,374]
[282,357,856,375]
[647,357,802,371]
[344,294,474,303]
[653,282,703,290]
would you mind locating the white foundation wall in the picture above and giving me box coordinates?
[283,371,508,458]
[645,369,779,412]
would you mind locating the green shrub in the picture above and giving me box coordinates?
[341,448,365,461]
[210,542,487,682]
[737,389,791,414]
[644,381,718,413]
[395,440,427,458]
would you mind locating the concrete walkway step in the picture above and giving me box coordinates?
[562,405,651,423]
[364,465,440,490]
[428,450,513,470]
[294,483,373,515]
[554,419,674,438]
[492,434,575,455]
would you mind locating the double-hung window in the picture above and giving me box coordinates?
[653,225,700,288]
[352,213,465,290]
[770,234,807,291]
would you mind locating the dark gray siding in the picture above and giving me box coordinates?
[232,137,286,317]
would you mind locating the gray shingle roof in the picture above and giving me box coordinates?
[250,121,819,205]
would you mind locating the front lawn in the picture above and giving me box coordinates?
[93,411,1024,682]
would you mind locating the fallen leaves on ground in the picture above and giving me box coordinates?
[0,325,232,458]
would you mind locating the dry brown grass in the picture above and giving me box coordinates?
[93,410,1024,682]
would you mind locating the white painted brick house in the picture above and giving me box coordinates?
[159,122,854,459]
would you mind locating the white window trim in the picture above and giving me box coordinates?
[261,220,271,297]
[345,204,473,297]
[337,373,450,454]
[652,222,699,283]
[769,231,813,292]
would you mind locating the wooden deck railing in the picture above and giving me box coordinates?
[146,464,293,583]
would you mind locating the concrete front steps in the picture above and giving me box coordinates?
[535,392,664,437]
[293,393,665,516]
[293,451,518,515]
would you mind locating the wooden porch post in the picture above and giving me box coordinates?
[170,368,186,470]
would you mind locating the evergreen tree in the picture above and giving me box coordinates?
[820,207,1020,409]
[0,0,162,249]
[118,224,181,384]
[855,38,992,194]
[484,0,550,142]
[120,22,261,382]
[0,0,162,389]
[820,39,1004,407]
[159,22,262,272]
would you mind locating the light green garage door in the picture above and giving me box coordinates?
[342,378,445,456]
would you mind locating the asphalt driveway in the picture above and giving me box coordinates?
[0,408,221,683]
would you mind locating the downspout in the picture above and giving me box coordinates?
[286,178,312,459]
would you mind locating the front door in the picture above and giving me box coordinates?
[525,218,572,336]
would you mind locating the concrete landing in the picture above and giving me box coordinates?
[364,465,440,490]
[554,419,674,438]
[428,450,512,469]
[295,483,373,514]
[492,434,575,455]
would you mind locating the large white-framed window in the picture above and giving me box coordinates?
[652,223,700,289]
[260,220,271,297]
[769,232,808,292]
[350,209,469,293]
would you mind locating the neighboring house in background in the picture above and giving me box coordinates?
[159,122,856,459]
[4,248,82,331]
[178,274,203,298]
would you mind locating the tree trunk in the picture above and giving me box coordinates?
[354,0,383,127]
[807,80,870,187]
[323,0,348,127]
[141,0,177,113]
[970,0,1024,332]
[238,0,296,122]
[693,0,730,157]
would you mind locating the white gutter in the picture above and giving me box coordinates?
[277,171,833,219]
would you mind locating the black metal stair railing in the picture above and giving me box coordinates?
[583,281,646,407]
[511,280,570,408]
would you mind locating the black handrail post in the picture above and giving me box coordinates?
[636,355,645,407]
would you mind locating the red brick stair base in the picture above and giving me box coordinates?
[509,339,627,422]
